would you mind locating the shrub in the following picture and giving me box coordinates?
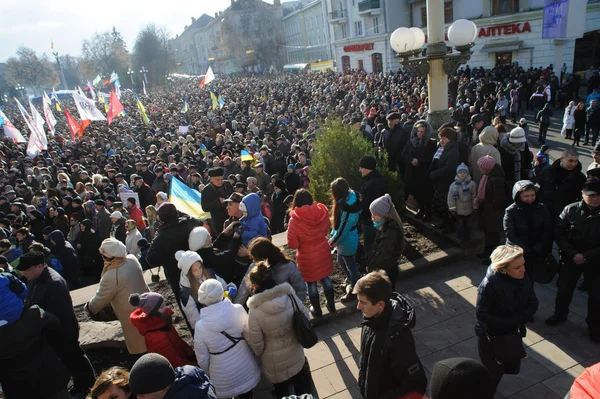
[309,120,404,212]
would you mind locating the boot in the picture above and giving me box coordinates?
[324,289,336,313]
[309,296,322,318]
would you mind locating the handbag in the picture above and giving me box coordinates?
[533,254,559,284]
[288,294,318,349]
[485,324,526,365]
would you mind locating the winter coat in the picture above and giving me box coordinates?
[48,230,81,290]
[269,260,308,302]
[75,228,103,275]
[135,182,156,210]
[429,139,461,194]
[478,164,508,233]
[271,189,290,234]
[201,182,234,235]
[587,105,600,127]
[358,293,427,399]
[240,193,268,245]
[366,218,405,275]
[130,307,197,368]
[447,177,477,216]
[126,228,143,257]
[555,200,600,264]
[536,106,553,125]
[147,215,203,302]
[468,129,501,184]
[498,138,534,184]
[402,137,437,201]
[537,160,586,222]
[0,272,26,325]
[111,218,127,244]
[87,255,149,354]
[563,106,575,130]
[194,299,261,398]
[246,283,308,384]
[163,365,217,399]
[284,170,300,195]
[329,190,361,256]
[287,202,333,282]
[574,108,587,130]
[495,97,509,116]
[359,170,388,225]
[128,205,147,231]
[0,306,70,399]
[503,184,552,256]
[475,266,538,337]
[96,208,112,240]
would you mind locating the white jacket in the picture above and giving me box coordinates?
[194,299,260,398]
[180,274,231,328]
[125,229,143,257]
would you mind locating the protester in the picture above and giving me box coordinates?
[87,367,133,399]
[125,219,143,257]
[468,126,501,184]
[430,127,461,231]
[447,163,477,243]
[358,156,388,251]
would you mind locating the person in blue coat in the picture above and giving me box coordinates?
[0,272,27,326]
[239,193,268,246]
[329,177,362,302]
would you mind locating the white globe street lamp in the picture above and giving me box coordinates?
[390,27,416,54]
[448,19,478,49]
[410,27,426,51]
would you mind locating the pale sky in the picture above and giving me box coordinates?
[0,0,274,62]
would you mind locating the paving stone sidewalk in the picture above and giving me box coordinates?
[253,258,597,399]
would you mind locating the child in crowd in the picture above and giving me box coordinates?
[447,163,477,243]
[534,144,551,179]
[238,193,268,246]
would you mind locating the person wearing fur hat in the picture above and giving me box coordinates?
[365,194,405,288]
[175,249,235,327]
[86,238,149,355]
[447,163,477,242]
[475,156,509,262]
[194,279,261,398]
[129,292,197,368]
[430,127,461,231]
[201,167,234,237]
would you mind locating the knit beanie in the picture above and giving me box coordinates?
[456,163,469,174]
[99,238,128,258]
[198,279,224,306]
[188,227,210,251]
[157,202,178,225]
[175,250,203,288]
[129,292,165,315]
[129,353,175,395]
[477,155,496,174]
[369,193,394,217]
[359,156,377,170]
[430,357,493,399]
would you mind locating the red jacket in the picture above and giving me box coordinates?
[129,308,197,368]
[287,202,333,282]
[128,205,147,231]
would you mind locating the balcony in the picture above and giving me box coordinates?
[329,9,348,24]
[358,0,381,15]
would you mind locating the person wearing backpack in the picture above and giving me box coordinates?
[536,103,554,145]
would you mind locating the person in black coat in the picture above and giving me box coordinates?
[109,212,127,244]
[402,120,437,220]
[29,209,46,242]
[284,164,300,195]
[271,179,290,234]
[537,148,586,225]
[75,219,103,281]
[201,167,234,236]
[503,180,552,281]
[573,101,586,146]
[382,112,410,173]
[358,156,388,254]
[18,251,96,397]
[354,271,427,399]
[498,128,534,188]
[47,229,81,290]
[475,245,539,395]
[133,176,156,210]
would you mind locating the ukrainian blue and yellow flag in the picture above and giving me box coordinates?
[199,143,207,155]
[181,97,189,114]
[210,89,218,110]
[218,94,225,109]
[135,93,150,126]
[169,177,210,220]
[241,149,256,166]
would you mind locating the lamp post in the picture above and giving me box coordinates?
[127,68,135,86]
[140,66,148,85]
[15,84,25,100]
[390,6,477,129]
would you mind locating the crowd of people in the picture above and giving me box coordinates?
[0,61,599,399]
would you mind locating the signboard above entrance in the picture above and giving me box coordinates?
[478,22,532,38]
[343,43,375,52]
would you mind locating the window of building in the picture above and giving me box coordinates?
[352,0,355,6]
[355,21,363,36]
[421,7,427,27]
[421,2,453,26]
[493,0,519,15]
[373,17,379,34]
[341,24,348,39]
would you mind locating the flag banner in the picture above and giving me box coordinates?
[107,89,124,125]
[135,94,150,125]
[29,101,46,137]
[199,66,215,88]
[181,97,189,113]
[218,94,225,109]
[51,88,62,111]
[42,91,57,135]
[115,81,122,99]
[88,81,97,100]
[110,72,119,83]
[241,149,255,163]
[98,93,109,113]
[92,75,102,86]
[143,80,147,96]
[0,110,26,143]
[169,177,210,221]
[210,90,218,110]
[64,108,80,142]
[72,92,106,121]
[15,98,47,152]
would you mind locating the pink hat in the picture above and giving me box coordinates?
[477,155,496,174]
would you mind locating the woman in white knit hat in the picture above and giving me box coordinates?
[175,250,236,328]
[365,194,405,289]
[193,279,260,399]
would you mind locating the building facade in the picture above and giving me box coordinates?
[171,15,215,75]
[283,0,334,64]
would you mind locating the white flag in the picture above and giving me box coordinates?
[29,100,46,135]
[143,80,147,96]
[15,98,47,157]
[204,67,215,85]
[0,110,26,143]
[42,92,57,135]
[72,91,106,121]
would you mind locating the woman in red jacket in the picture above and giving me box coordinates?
[287,189,335,317]
[128,292,197,368]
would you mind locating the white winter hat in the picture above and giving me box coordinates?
[99,237,127,258]
[188,227,210,251]
[198,279,224,306]
[110,211,123,220]
[175,250,203,288]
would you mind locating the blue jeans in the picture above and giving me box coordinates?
[306,277,333,298]
[337,253,360,288]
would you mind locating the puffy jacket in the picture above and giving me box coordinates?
[475,266,538,337]
[240,193,268,246]
[130,307,196,368]
[329,191,361,256]
[468,127,501,184]
[366,218,405,275]
[0,272,27,326]
[566,362,600,399]
[194,299,261,398]
[359,170,388,225]
[270,260,308,302]
[287,202,333,282]
[48,229,81,290]
[246,283,308,384]
[358,293,427,399]
[163,365,217,399]
[555,200,600,263]
[537,160,586,222]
